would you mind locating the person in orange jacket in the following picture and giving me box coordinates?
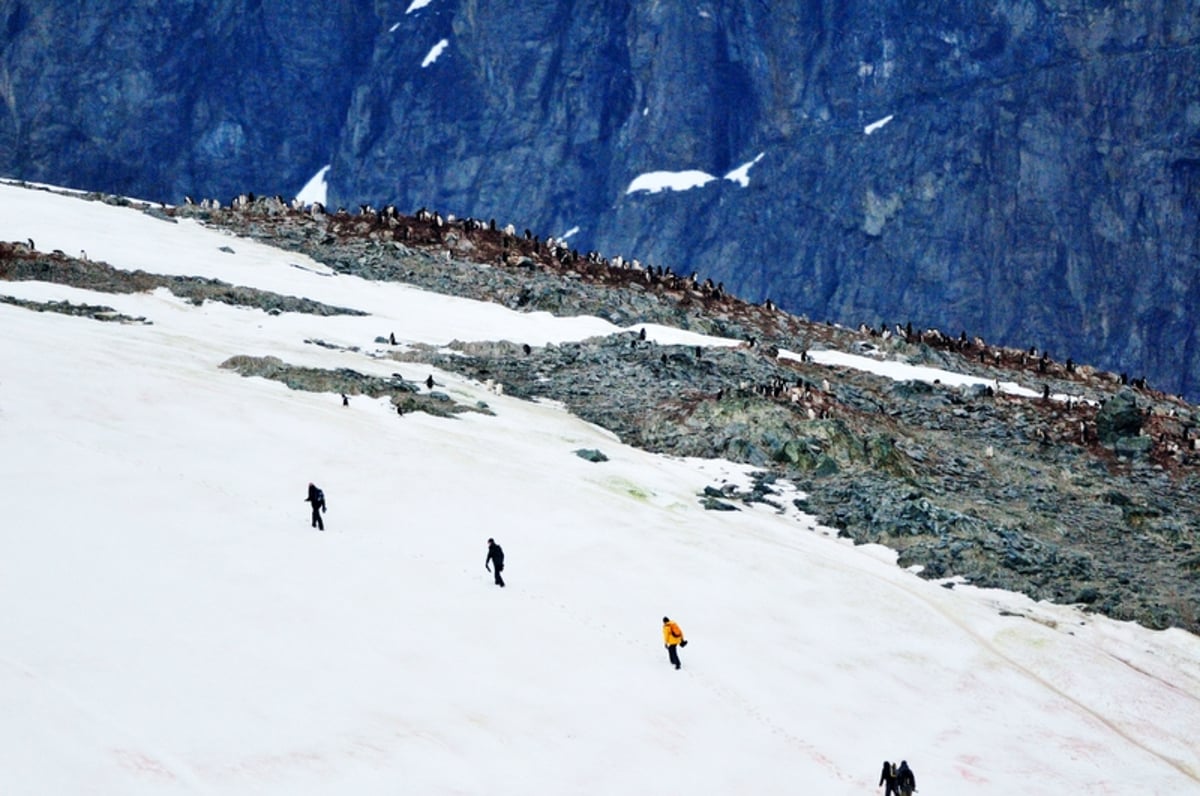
[662,617,686,669]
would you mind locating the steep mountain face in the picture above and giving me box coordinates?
[0,0,377,200]
[2,1,1198,400]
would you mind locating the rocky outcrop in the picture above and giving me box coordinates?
[0,238,366,316]
[1096,389,1145,445]
[1,2,1198,401]
[218,355,490,418]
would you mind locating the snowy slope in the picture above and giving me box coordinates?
[1,182,1198,795]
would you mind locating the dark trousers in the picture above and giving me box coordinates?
[311,505,324,530]
[666,644,681,669]
[492,564,504,587]
[883,782,898,796]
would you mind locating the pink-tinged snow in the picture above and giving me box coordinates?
[0,182,1198,795]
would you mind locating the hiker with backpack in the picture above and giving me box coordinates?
[662,617,687,669]
[306,482,326,531]
[896,760,916,795]
[879,761,899,796]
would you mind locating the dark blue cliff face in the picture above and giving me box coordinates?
[2,1,1198,400]
[0,1,377,200]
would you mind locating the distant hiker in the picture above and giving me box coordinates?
[486,538,505,587]
[306,482,326,531]
[662,616,686,670]
[425,374,435,390]
[896,760,916,796]
[879,761,899,796]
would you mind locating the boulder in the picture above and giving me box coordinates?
[1096,390,1144,445]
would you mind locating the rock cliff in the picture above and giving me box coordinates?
[2,0,1198,399]
[0,0,377,199]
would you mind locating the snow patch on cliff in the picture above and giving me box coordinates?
[724,153,765,187]
[421,39,449,68]
[864,115,895,135]
[295,166,329,206]
[626,170,716,195]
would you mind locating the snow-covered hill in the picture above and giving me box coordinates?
[1,182,1198,795]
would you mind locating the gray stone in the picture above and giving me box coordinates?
[1097,391,1145,445]
[1114,436,1154,458]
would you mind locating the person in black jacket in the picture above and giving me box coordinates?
[879,761,898,796]
[306,483,326,531]
[896,760,916,795]
[485,538,505,587]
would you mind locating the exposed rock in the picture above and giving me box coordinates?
[1096,390,1144,445]
[0,3,376,201]
[0,294,150,324]
[0,241,366,317]
[217,355,488,419]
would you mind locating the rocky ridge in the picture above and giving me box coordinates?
[3,188,1197,632]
